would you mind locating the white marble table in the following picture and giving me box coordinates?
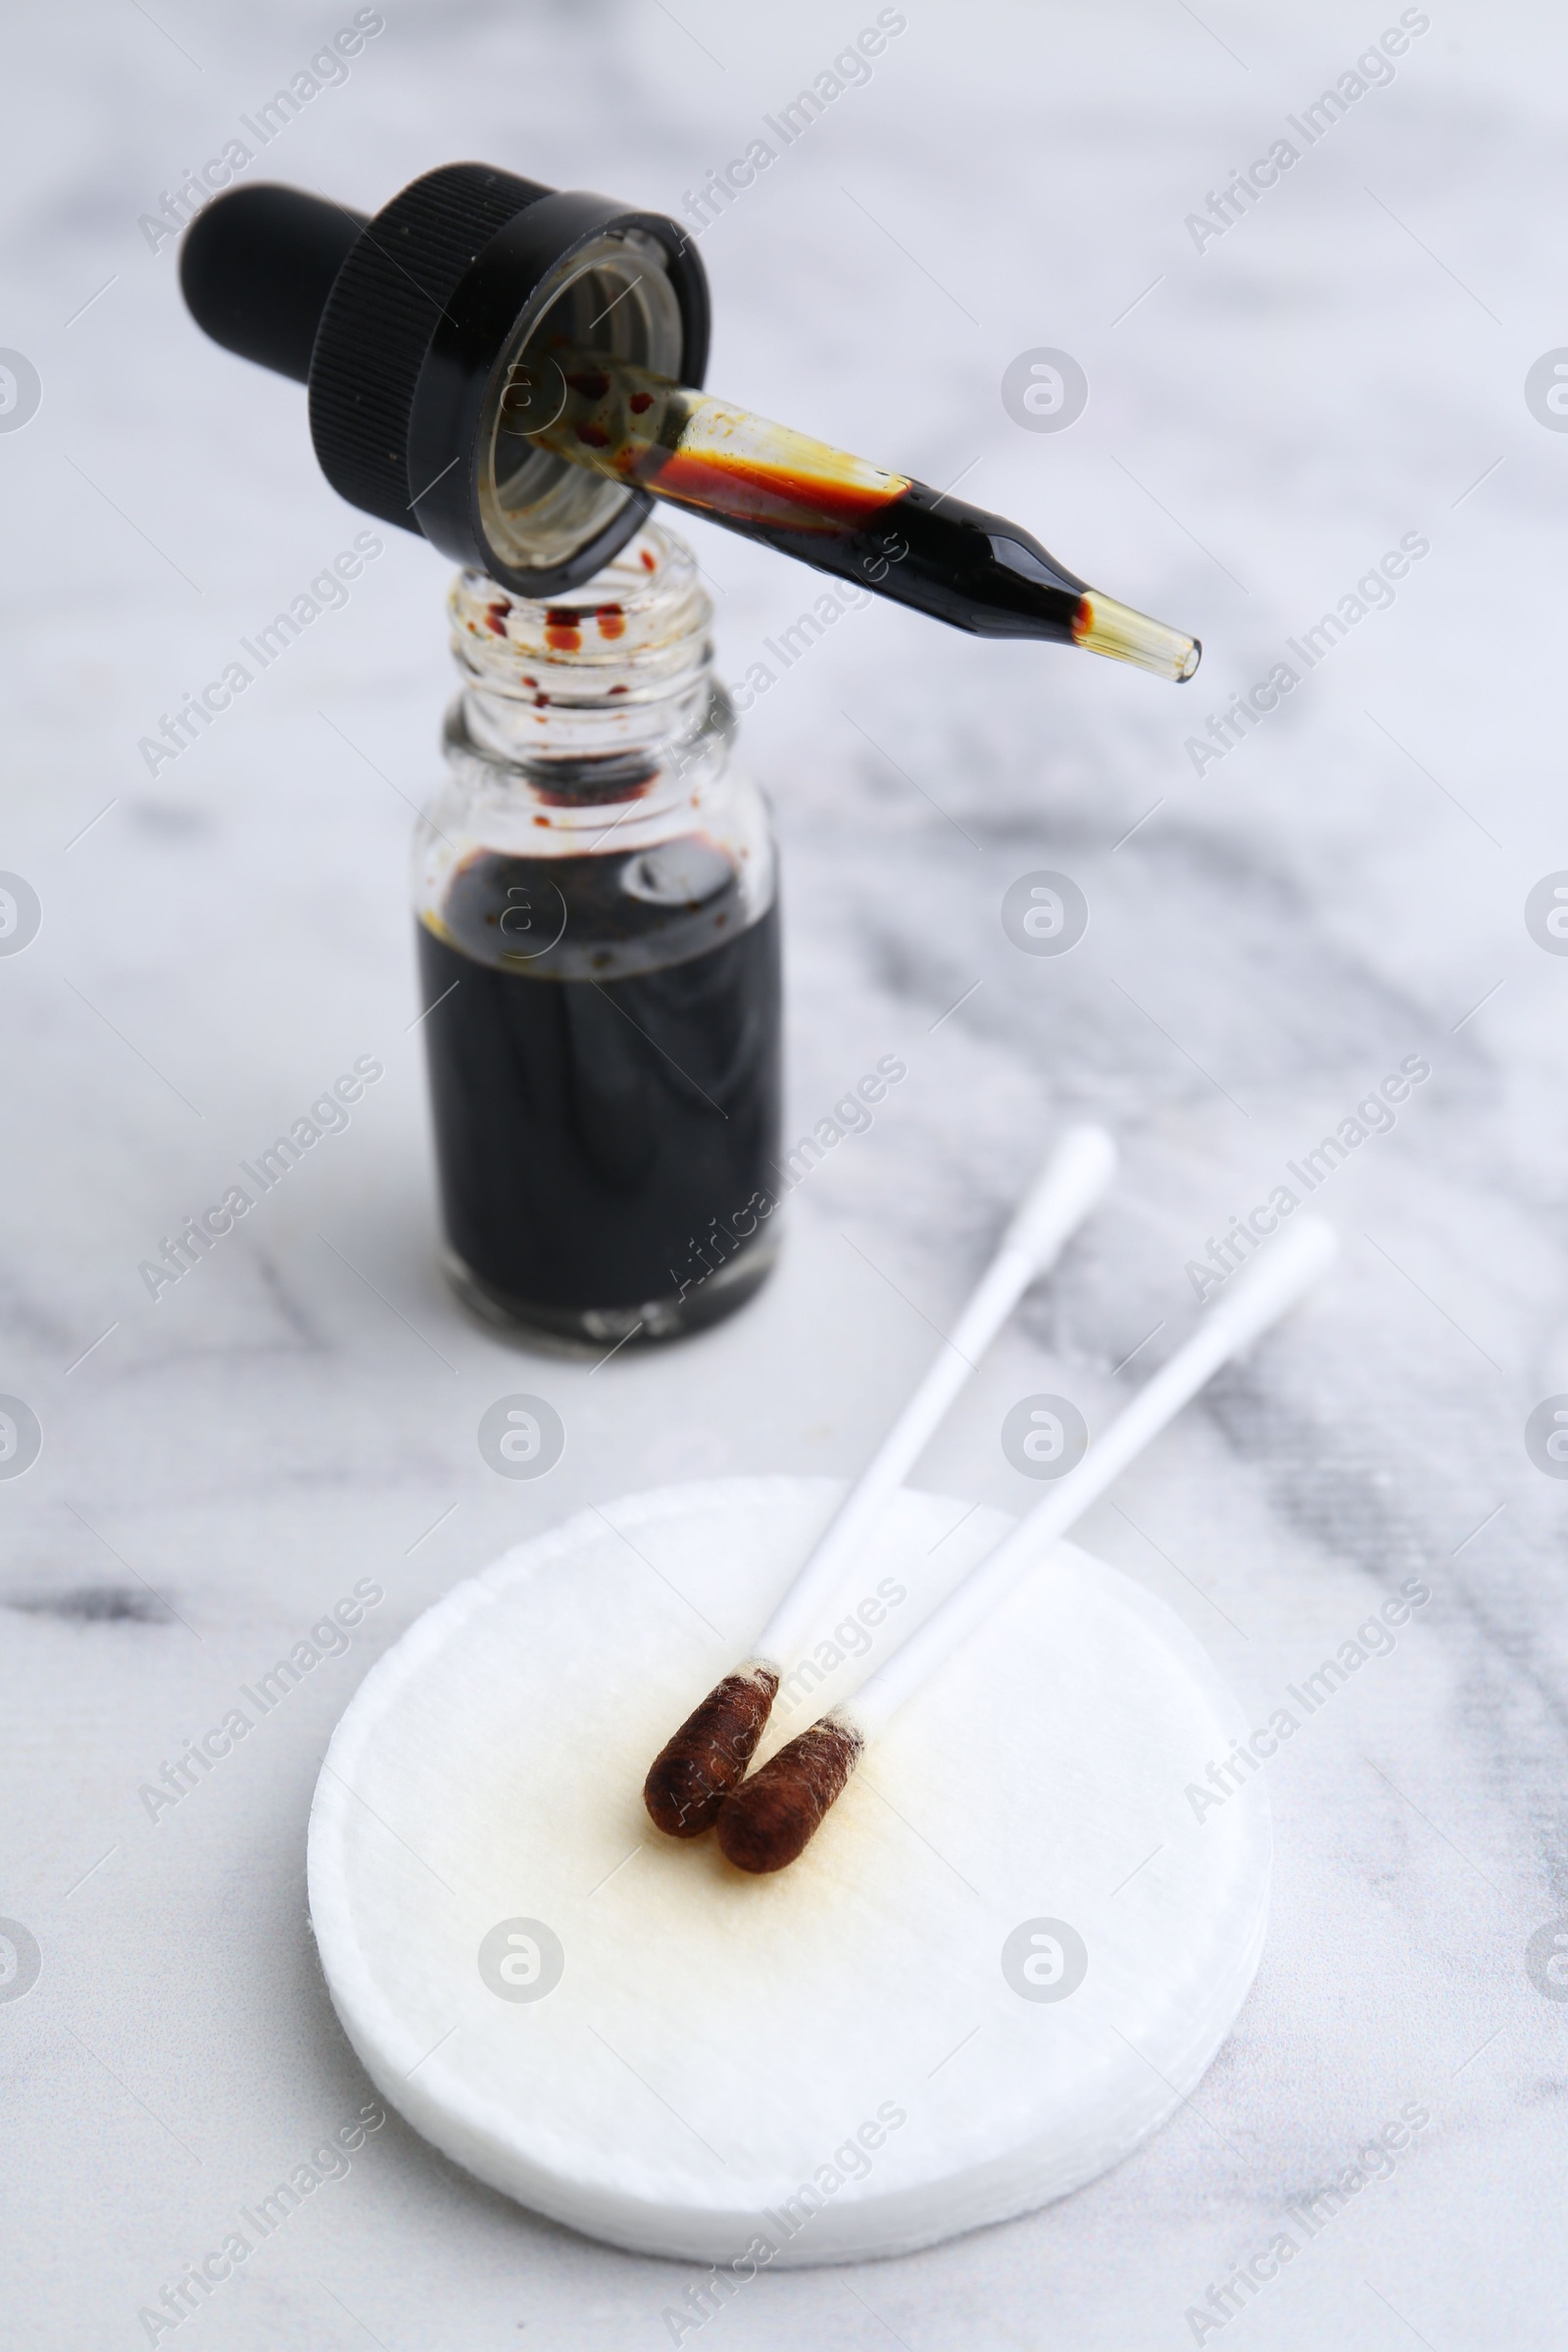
[4,2,1566,2344]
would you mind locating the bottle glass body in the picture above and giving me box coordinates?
[412,523,781,1349]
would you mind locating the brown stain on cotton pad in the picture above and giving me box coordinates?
[716,1715,864,1875]
[643,1664,780,1838]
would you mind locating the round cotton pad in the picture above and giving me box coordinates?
[308,1478,1269,2264]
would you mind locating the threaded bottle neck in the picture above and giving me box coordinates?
[447,520,715,786]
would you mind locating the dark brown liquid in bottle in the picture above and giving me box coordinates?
[417,841,781,1338]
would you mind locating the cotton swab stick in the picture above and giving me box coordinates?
[715,1213,1338,1875]
[642,1125,1119,1837]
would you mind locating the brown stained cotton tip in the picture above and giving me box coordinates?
[715,1714,865,1875]
[643,1664,780,1838]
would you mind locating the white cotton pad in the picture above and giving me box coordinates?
[308,1478,1268,2265]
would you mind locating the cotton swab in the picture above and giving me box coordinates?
[642,1125,1119,1836]
[715,1214,1338,1874]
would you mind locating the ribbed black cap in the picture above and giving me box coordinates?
[178,162,710,596]
[309,163,552,531]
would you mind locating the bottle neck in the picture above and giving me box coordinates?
[416,517,773,960]
[447,520,717,802]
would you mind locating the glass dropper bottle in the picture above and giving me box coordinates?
[499,339,1201,685]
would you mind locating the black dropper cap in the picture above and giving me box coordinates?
[179,163,710,598]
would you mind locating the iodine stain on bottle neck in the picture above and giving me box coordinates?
[447,525,720,813]
[481,598,622,650]
[510,604,627,654]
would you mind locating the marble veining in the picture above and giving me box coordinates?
[2,4,1564,2346]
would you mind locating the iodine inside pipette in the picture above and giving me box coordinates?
[500,342,1200,683]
